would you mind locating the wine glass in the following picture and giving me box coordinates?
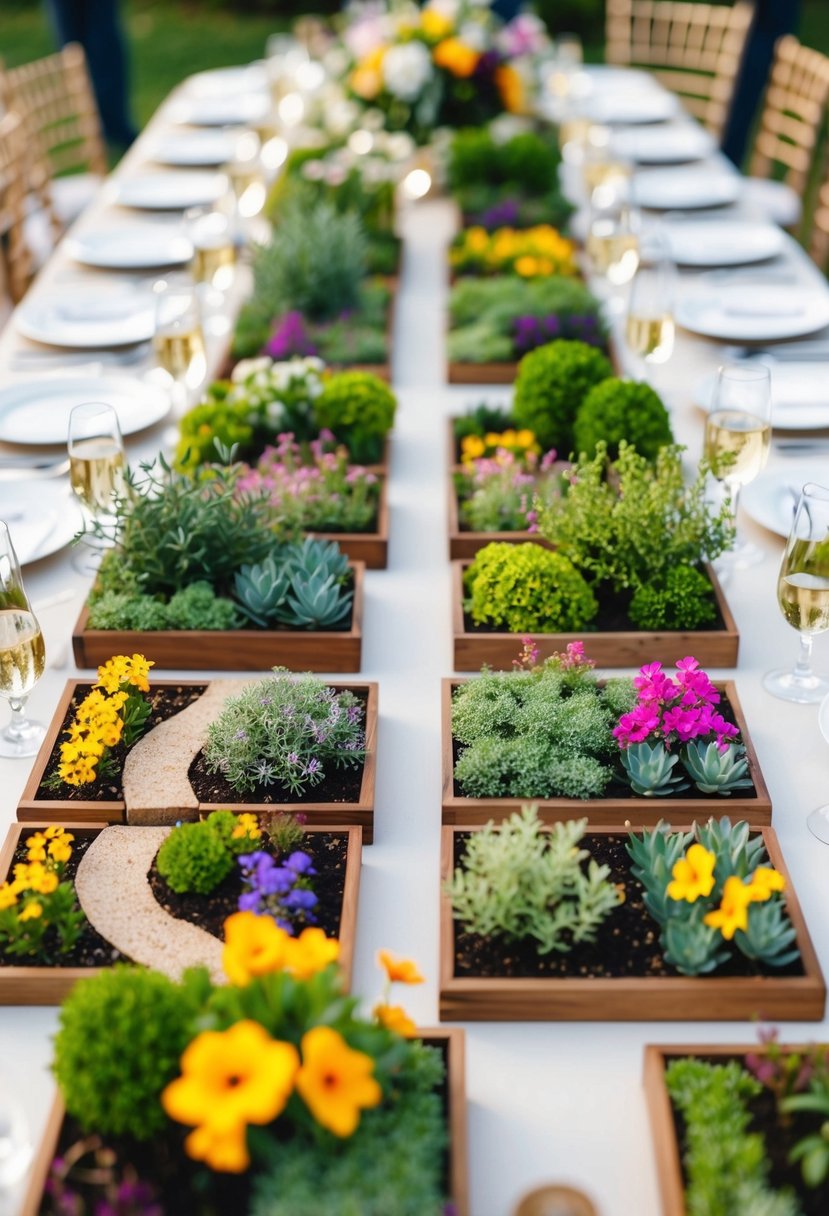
[582,126,631,197]
[152,279,207,416]
[67,402,126,576]
[223,131,267,221]
[703,364,772,569]
[625,234,676,369]
[764,482,829,706]
[0,522,46,758]
[586,198,640,309]
[186,204,237,293]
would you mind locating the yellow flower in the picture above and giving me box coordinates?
[162,1020,300,1173]
[703,876,753,940]
[95,656,129,694]
[25,833,47,862]
[666,844,717,903]
[515,430,536,449]
[48,838,73,864]
[495,64,525,114]
[26,866,58,896]
[515,255,539,277]
[466,227,488,253]
[295,1026,382,1137]
[374,1003,417,1037]
[19,901,43,922]
[222,911,289,986]
[433,38,479,78]
[124,654,153,693]
[746,866,786,902]
[231,814,261,842]
[351,47,385,101]
[461,435,486,462]
[377,950,424,985]
[0,883,18,910]
[421,7,454,40]
[285,928,339,980]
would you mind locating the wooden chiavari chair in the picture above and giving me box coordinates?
[1,43,106,244]
[0,110,34,313]
[808,156,829,274]
[605,0,753,139]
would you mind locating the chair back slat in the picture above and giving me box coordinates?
[749,36,829,198]
[0,111,34,304]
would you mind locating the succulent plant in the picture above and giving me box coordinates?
[285,537,350,583]
[234,556,292,628]
[620,741,689,797]
[682,740,753,796]
[279,569,353,629]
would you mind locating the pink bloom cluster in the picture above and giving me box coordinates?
[557,640,594,672]
[467,447,557,534]
[613,657,740,752]
[235,431,377,510]
[513,636,540,670]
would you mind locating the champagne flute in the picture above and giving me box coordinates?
[625,235,675,368]
[703,364,772,569]
[186,204,237,293]
[764,482,829,707]
[67,402,126,576]
[153,279,207,416]
[224,131,267,220]
[0,522,46,758]
[586,198,640,306]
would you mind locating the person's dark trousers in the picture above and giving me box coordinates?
[720,0,801,168]
[45,0,138,150]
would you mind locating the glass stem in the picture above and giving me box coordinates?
[793,632,814,682]
[6,697,29,741]
[728,480,741,545]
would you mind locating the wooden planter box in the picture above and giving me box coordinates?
[441,678,772,828]
[451,560,740,671]
[448,359,518,385]
[0,819,363,1006]
[18,679,379,842]
[314,476,389,569]
[71,562,366,673]
[439,824,825,1022]
[18,1027,467,1216]
[643,1042,826,1216]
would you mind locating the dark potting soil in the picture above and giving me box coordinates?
[33,685,207,803]
[148,831,349,942]
[451,834,805,981]
[667,1052,829,1216]
[0,829,124,969]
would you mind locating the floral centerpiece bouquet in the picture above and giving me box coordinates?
[340,0,550,142]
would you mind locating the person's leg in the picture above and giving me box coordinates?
[720,0,801,168]
[82,0,139,149]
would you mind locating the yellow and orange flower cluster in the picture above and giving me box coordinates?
[452,225,578,279]
[461,428,539,465]
[433,36,479,78]
[231,813,262,842]
[373,948,424,1037]
[57,654,153,786]
[0,826,74,919]
[222,910,339,987]
[667,844,787,940]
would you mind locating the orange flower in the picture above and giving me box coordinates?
[295,1026,382,1137]
[433,38,479,78]
[222,911,289,986]
[285,927,339,980]
[703,876,753,941]
[374,1003,417,1037]
[746,866,786,902]
[496,64,525,114]
[377,949,424,985]
[351,47,385,100]
[666,844,717,904]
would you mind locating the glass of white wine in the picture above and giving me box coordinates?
[0,522,46,758]
[67,402,126,576]
[186,204,237,293]
[703,364,772,569]
[153,279,207,416]
[224,131,266,220]
[625,236,676,368]
[764,482,829,708]
[586,198,640,304]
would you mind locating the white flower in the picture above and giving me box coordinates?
[382,41,433,102]
[425,0,460,21]
[458,21,488,51]
[232,357,272,383]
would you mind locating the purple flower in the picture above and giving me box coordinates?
[238,890,261,912]
[286,850,316,875]
[264,311,317,360]
[282,887,318,911]
[287,752,299,766]
[346,704,362,725]
[304,758,322,777]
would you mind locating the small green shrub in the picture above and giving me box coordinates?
[448,807,623,954]
[628,565,719,632]
[157,810,260,895]
[166,582,240,630]
[313,372,397,465]
[463,542,598,634]
[513,340,613,451]
[573,377,673,462]
[203,669,366,795]
[53,967,202,1140]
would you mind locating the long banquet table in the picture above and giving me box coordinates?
[1,63,829,1216]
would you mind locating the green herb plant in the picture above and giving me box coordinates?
[157,811,261,896]
[463,542,598,635]
[448,279,606,365]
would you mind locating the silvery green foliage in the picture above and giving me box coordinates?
[620,740,689,797]
[451,665,633,799]
[234,538,352,629]
[663,906,729,976]
[696,817,765,883]
[737,898,800,968]
[626,823,691,924]
[448,807,623,955]
[204,668,366,795]
[681,740,753,795]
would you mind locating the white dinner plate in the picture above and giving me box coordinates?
[632,167,740,210]
[113,172,228,211]
[167,93,270,127]
[742,466,829,539]
[0,481,83,566]
[148,130,239,167]
[65,224,193,270]
[15,286,156,348]
[676,286,829,342]
[694,363,829,430]
[610,124,714,164]
[583,90,681,125]
[180,64,268,99]
[0,375,170,445]
[663,220,785,267]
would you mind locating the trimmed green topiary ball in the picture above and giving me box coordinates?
[53,967,199,1140]
[512,339,613,453]
[464,542,598,634]
[157,819,235,895]
[628,564,718,631]
[573,377,673,461]
[313,371,396,464]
